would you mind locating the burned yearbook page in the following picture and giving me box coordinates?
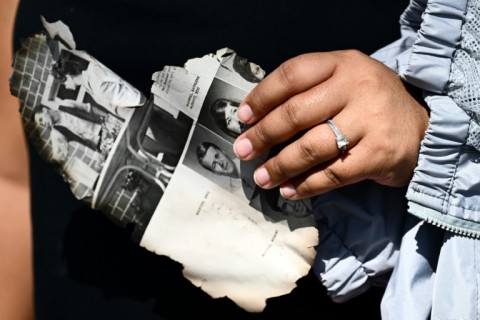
[10,18,319,313]
[143,49,318,312]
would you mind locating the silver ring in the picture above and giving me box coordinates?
[326,119,349,155]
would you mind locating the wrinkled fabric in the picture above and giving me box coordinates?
[405,94,480,235]
[371,0,480,236]
[380,215,439,320]
[314,0,480,316]
[313,181,407,302]
[447,0,480,152]
[401,0,467,93]
[373,0,467,93]
[379,0,480,318]
[402,0,480,237]
[382,215,480,320]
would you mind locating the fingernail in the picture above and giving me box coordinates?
[280,184,296,199]
[237,103,253,123]
[254,167,270,187]
[233,137,252,159]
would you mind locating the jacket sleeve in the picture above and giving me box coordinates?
[313,0,480,302]
[372,0,480,236]
[312,181,408,302]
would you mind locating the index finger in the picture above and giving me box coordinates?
[237,52,339,124]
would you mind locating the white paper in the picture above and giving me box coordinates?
[10,18,319,313]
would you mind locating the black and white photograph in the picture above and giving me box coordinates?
[196,77,246,143]
[35,47,147,172]
[95,166,163,243]
[10,38,138,200]
[249,187,312,220]
[32,100,124,164]
[92,98,193,239]
[183,124,246,197]
[139,103,192,167]
[215,48,265,90]
[42,49,145,119]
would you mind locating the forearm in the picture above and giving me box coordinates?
[0,0,34,319]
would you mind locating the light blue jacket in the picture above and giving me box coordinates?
[313,0,480,318]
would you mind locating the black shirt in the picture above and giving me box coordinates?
[14,0,408,318]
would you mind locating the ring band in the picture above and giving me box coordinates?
[326,119,349,155]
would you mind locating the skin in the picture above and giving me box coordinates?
[0,0,34,318]
[233,50,429,199]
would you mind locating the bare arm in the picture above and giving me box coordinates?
[0,0,34,318]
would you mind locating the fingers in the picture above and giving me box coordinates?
[279,141,376,199]
[234,76,347,160]
[237,52,338,124]
[252,115,362,190]
[233,49,428,199]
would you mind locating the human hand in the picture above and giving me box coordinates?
[233,50,429,199]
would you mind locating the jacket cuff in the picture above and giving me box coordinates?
[407,94,480,237]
